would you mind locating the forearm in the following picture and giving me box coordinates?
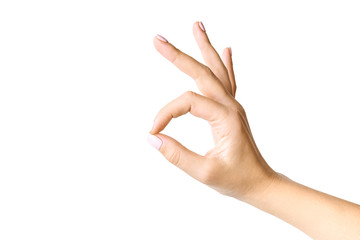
[242,173,360,240]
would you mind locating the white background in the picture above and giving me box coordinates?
[1,0,360,239]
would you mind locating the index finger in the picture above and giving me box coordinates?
[150,91,227,134]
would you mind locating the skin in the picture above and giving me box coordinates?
[149,21,360,240]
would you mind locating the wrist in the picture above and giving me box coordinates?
[238,170,284,204]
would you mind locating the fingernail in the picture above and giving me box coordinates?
[147,134,162,150]
[229,47,232,56]
[198,21,206,32]
[156,34,168,43]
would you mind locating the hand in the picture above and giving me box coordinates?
[148,21,277,200]
[148,22,360,240]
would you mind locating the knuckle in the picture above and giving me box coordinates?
[167,149,182,167]
[228,101,246,116]
[197,66,212,80]
[183,90,196,99]
[170,48,181,64]
[223,103,248,131]
[203,66,212,75]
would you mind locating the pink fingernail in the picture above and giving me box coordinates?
[229,47,232,56]
[199,21,206,32]
[156,34,168,43]
[147,134,162,150]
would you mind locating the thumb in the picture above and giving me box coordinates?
[147,133,206,181]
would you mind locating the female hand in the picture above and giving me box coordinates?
[148,22,360,240]
[148,21,277,201]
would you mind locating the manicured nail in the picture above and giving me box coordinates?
[199,21,206,32]
[229,47,232,56]
[156,34,168,43]
[147,134,162,150]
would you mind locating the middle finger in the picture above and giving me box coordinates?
[193,21,232,94]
